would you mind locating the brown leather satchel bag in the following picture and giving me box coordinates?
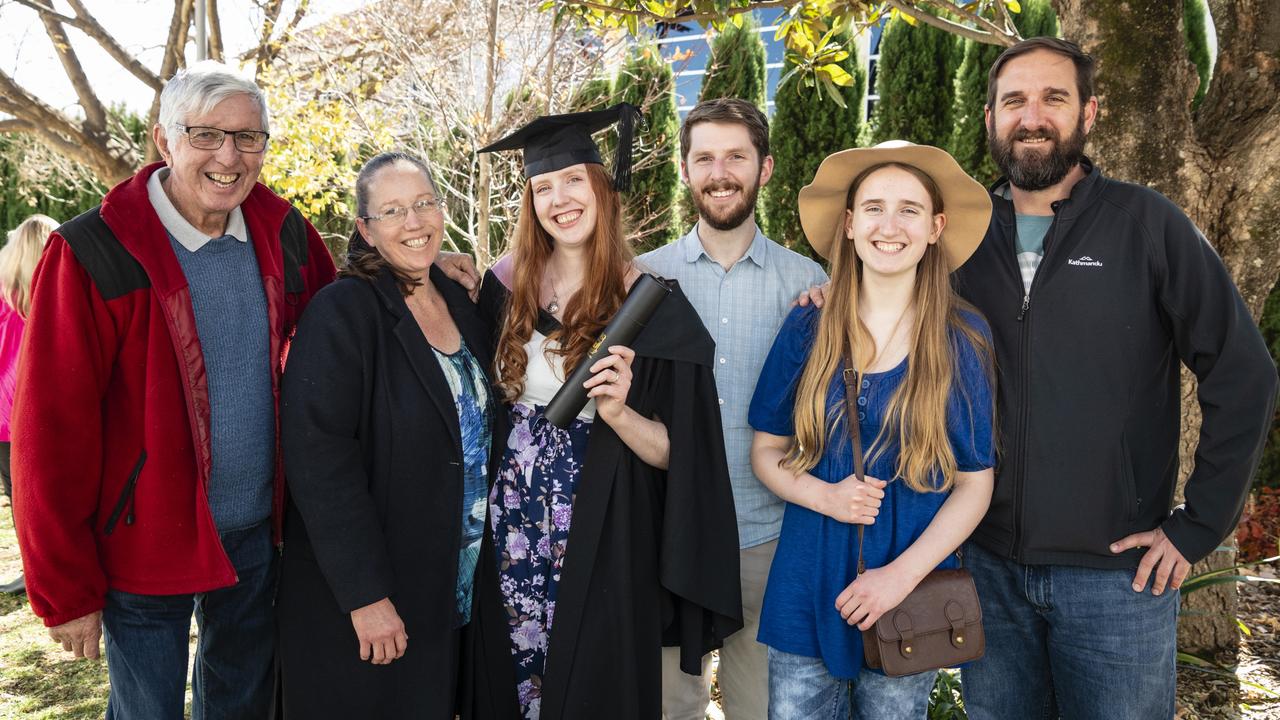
[841,359,985,678]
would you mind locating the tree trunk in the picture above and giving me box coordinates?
[1053,0,1280,654]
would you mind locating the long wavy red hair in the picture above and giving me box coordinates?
[495,163,634,401]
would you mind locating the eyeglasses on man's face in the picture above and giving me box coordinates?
[178,125,271,153]
[361,198,448,224]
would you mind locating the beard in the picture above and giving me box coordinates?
[690,171,762,232]
[988,110,1087,192]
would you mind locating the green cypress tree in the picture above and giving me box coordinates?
[948,0,1059,185]
[1183,0,1212,111]
[871,13,963,147]
[570,75,615,113]
[763,37,868,261]
[699,15,767,109]
[614,43,682,253]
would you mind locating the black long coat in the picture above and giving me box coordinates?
[277,266,500,719]
[463,271,743,720]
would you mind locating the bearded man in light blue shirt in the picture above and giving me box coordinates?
[640,98,827,720]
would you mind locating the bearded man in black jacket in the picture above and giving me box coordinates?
[951,37,1279,720]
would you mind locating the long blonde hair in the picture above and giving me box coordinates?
[0,214,58,316]
[495,164,634,401]
[783,163,993,493]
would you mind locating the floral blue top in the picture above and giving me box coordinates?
[488,336,592,720]
[431,340,492,627]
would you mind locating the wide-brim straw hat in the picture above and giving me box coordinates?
[798,140,992,269]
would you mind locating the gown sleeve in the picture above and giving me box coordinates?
[654,309,745,674]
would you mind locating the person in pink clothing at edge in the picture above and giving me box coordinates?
[0,214,57,595]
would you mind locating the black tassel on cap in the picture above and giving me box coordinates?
[612,103,644,192]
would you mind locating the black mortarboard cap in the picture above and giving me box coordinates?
[478,103,643,191]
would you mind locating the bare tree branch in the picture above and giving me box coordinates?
[11,0,165,91]
[0,92,102,170]
[252,0,285,78]
[38,9,108,131]
[0,118,34,132]
[888,0,1018,46]
[146,0,195,161]
[207,0,225,61]
[560,0,790,24]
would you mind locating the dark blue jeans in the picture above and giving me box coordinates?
[102,520,276,720]
[960,541,1179,720]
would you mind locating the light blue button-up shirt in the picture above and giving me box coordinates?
[639,225,828,548]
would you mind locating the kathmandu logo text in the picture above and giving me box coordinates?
[1068,255,1104,267]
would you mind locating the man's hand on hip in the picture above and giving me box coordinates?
[1110,526,1191,596]
[49,610,103,659]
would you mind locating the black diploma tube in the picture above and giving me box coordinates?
[543,273,672,428]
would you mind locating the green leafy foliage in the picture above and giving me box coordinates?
[571,76,616,113]
[615,44,682,253]
[948,0,1059,185]
[871,13,963,147]
[763,36,867,261]
[547,0,1022,99]
[1183,0,1212,111]
[928,669,967,719]
[0,105,148,233]
[699,14,768,109]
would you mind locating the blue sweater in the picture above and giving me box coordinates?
[169,232,275,531]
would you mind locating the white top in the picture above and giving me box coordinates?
[516,330,597,422]
[147,167,248,252]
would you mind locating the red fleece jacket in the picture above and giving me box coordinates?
[11,163,335,627]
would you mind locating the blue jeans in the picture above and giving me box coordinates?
[102,520,277,720]
[768,647,936,720]
[960,541,1179,720]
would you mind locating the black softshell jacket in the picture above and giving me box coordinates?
[953,159,1278,568]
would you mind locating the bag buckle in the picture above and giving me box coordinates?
[945,600,967,648]
[892,611,915,660]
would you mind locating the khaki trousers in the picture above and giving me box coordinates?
[661,539,776,720]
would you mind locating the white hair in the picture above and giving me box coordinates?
[158,60,270,135]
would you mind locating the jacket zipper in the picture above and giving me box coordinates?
[1010,205,1063,561]
[104,450,147,535]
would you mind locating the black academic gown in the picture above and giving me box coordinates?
[277,266,502,719]
[464,270,743,720]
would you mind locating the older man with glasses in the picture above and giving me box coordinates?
[11,61,337,719]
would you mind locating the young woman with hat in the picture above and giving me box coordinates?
[747,142,996,718]
[466,105,741,720]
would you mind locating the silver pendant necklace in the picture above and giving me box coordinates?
[545,271,560,314]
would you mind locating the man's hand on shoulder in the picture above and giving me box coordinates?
[794,281,830,309]
[435,252,481,301]
[49,610,103,660]
[1111,526,1191,596]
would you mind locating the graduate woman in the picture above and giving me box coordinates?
[748,142,996,719]
[465,105,742,720]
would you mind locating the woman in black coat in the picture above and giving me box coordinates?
[277,152,499,718]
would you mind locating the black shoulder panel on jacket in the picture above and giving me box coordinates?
[57,206,150,300]
[280,207,308,295]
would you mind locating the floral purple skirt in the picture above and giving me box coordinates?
[488,402,591,720]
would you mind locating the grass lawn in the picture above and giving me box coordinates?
[0,497,195,719]
[1,492,1276,719]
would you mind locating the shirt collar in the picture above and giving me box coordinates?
[680,222,768,269]
[147,167,248,252]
